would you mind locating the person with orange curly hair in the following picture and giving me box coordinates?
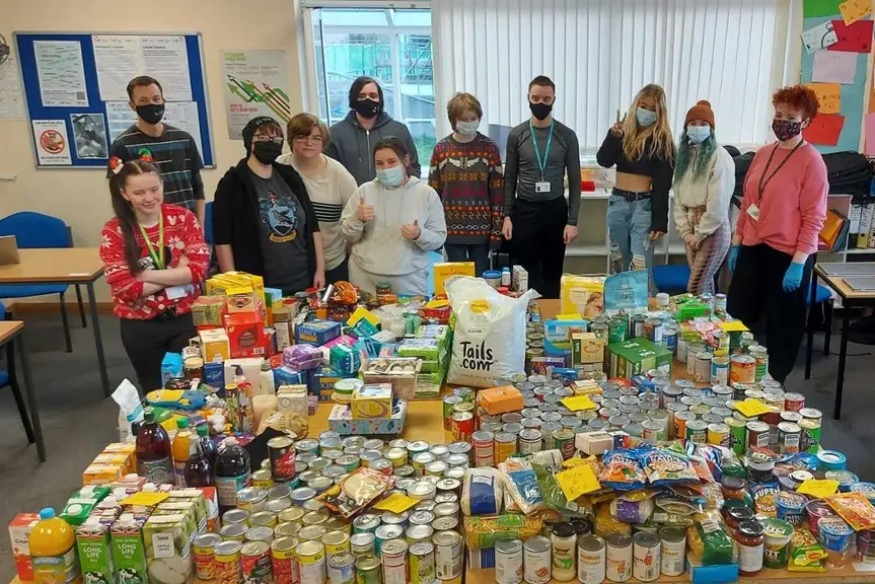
[727,85,828,383]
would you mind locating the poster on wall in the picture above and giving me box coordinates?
[105,101,204,157]
[0,54,26,120]
[31,119,72,165]
[221,50,290,139]
[92,35,192,102]
[33,40,88,107]
[70,113,108,159]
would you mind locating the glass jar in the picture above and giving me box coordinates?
[720,476,747,501]
[551,522,577,581]
[736,520,764,576]
[724,506,754,535]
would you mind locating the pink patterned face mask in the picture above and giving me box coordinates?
[772,119,803,141]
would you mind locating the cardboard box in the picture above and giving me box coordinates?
[295,319,342,346]
[512,265,529,293]
[9,513,39,581]
[274,366,307,388]
[433,262,476,295]
[224,358,265,395]
[224,311,266,358]
[277,385,309,418]
[351,383,394,419]
[347,306,380,328]
[544,319,590,359]
[199,329,230,362]
[309,366,342,401]
[571,332,606,365]
[576,431,614,455]
[328,400,407,435]
[362,358,422,401]
[605,338,673,379]
[191,296,225,328]
[477,385,524,415]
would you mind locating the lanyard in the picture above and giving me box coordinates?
[529,121,555,181]
[138,213,165,270]
[756,141,804,204]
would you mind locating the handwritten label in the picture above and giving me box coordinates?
[734,399,772,418]
[798,479,840,499]
[556,464,601,501]
[561,395,598,412]
[804,83,841,114]
[373,493,419,514]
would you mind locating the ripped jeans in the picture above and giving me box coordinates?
[606,192,654,275]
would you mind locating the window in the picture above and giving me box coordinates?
[432,0,791,152]
[306,7,436,167]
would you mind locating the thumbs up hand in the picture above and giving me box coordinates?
[401,218,421,240]
[356,195,375,223]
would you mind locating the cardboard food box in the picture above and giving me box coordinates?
[295,319,342,346]
[199,329,230,363]
[9,513,40,581]
[477,385,524,415]
[433,262,476,295]
[571,332,606,365]
[351,383,394,419]
[604,338,673,379]
[191,296,225,328]
[224,311,266,359]
[328,400,407,435]
[361,357,422,401]
[512,265,529,293]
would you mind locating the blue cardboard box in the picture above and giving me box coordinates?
[309,366,343,401]
[203,361,225,397]
[274,366,308,388]
[295,319,342,346]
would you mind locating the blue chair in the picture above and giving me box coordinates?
[0,304,35,444]
[652,264,691,295]
[0,212,86,353]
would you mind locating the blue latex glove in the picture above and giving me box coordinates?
[783,262,805,293]
[728,246,740,272]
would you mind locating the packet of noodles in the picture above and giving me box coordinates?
[600,448,646,491]
[788,526,827,572]
[826,492,875,531]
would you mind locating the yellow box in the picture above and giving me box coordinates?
[571,332,606,365]
[347,306,380,328]
[433,262,476,296]
[560,275,605,318]
[82,463,123,486]
[351,383,393,419]
[199,328,230,362]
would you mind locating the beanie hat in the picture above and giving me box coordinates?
[685,100,715,128]
[242,116,281,153]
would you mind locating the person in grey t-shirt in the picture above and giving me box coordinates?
[502,76,581,299]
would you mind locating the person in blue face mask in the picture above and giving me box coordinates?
[597,84,675,281]
[340,137,447,296]
[672,100,735,294]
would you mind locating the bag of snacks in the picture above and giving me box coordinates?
[462,468,503,516]
[317,467,392,519]
[687,511,734,565]
[642,448,698,486]
[789,526,827,572]
[463,514,543,549]
[826,492,875,531]
[600,449,646,491]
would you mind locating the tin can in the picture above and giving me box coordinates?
[327,552,355,584]
[609,317,628,344]
[271,536,300,584]
[685,419,708,444]
[632,531,660,583]
[722,417,745,455]
[276,522,301,539]
[296,540,326,584]
[241,541,272,584]
[352,514,380,535]
[553,429,575,460]
[710,357,729,386]
[298,526,327,543]
[442,396,462,430]
[800,418,822,453]
[495,539,523,584]
[451,411,474,441]
[730,355,756,385]
[269,436,297,483]
[279,507,304,524]
[471,431,495,467]
[577,534,606,584]
[746,420,770,451]
[778,422,802,455]
[405,524,435,546]
[640,419,665,443]
[522,535,551,584]
[518,429,542,455]
[784,392,805,412]
[606,533,633,582]
[220,523,247,542]
[350,532,375,557]
[494,432,517,464]
[224,508,250,526]
[214,541,243,584]
[374,525,403,555]
[409,510,435,527]
[246,525,274,543]
[355,555,381,584]
[707,423,731,448]
[322,530,350,558]
[673,410,695,440]
[252,469,274,490]
[453,386,475,402]
[693,352,712,383]
[409,541,436,584]
[193,533,221,580]
[237,487,268,513]
[748,345,768,381]
[434,530,464,580]
[432,516,459,532]
[381,539,408,584]
[385,447,407,467]
[644,318,664,344]
[660,526,686,576]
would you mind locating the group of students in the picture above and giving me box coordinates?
[99,72,827,391]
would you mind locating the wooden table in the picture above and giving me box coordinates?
[0,248,109,397]
[0,321,43,461]
[804,262,875,419]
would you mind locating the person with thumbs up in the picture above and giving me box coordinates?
[341,137,447,296]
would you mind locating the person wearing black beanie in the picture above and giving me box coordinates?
[213,116,326,294]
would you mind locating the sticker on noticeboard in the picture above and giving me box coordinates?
[31,119,71,165]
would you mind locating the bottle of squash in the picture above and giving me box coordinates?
[30,507,81,584]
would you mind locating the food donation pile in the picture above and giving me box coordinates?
[8,268,875,584]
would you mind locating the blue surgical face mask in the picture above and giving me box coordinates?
[686,125,711,144]
[376,165,406,188]
[455,120,480,136]
[636,107,658,128]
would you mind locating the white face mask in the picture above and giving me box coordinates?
[376,165,406,188]
[455,120,480,136]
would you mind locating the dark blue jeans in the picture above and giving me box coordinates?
[445,244,491,276]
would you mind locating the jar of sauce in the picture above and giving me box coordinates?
[720,476,747,501]
[736,520,764,575]
[725,506,754,535]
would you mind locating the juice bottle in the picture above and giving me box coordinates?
[183,425,215,488]
[30,507,81,584]
[171,417,194,487]
[214,437,251,513]
[135,407,173,486]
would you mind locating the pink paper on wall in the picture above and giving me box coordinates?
[865,113,875,155]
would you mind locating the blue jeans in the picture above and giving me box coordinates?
[445,244,491,276]
[606,194,654,273]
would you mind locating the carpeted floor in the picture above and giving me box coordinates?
[0,311,873,581]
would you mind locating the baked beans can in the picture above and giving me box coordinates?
[193,533,221,580]
[271,536,300,584]
[409,541,436,584]
[355,555,381,584]
[327,552,355,584]
[434,530,464,580]
[241,541,272,584]
[748,345,769,381]
[552,429,575,460]
[322,530,350,558]
[214,540,243,584]
[471,431,495,467]
[495,539,523,584]
[494,432,517,463]
[577,535,606,584]
[778,422,802,455]
[784,392,805,412]
[730,355,756,385]
[673,410,696,440]
[707,423,731,448]
[800,419,822,453]
[518,429,543,455]
[442,396,462,430]
[268,436,297,483]
[296,540,326,584]
[606,534,633,583]
[633,531,660,583]
[746,421,770,451]
[450,411,474,441]
[685,419,708,444]
[710,357,729,386]
[522,535,552,584]
[380,539,408,584]
[252,469,274,489]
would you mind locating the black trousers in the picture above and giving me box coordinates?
[326,256,350,285]
[727,244,813,383]
[120,312,197,392]
[512,197,568,299]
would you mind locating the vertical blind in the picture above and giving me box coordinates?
[433,0,788,149]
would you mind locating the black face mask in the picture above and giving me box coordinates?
[253,141,283,164]
[529,101,553,121]
[136,103,165,125]
[354,98,380,119]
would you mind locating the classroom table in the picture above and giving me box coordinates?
[804,262,875,420]
[0,248,109,397]
[0,320,43,461]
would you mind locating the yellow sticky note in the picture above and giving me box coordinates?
[734,398,771,418]
[556,464,601,501]
[373,493,419,514]
[720,320,749,333]
[805,83,841,114]
[121,492,170,507]
[798,479,840,499]
[562,457,591,468]
[556,313,583,321]
[840,0,872,25]
[561,395,598,412]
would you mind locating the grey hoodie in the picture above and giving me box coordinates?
[327,111,422,185]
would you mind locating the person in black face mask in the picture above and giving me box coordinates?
[213,116,326,295]
[327,76,422,185]
[502,75,581,299]
[107,76,206,225]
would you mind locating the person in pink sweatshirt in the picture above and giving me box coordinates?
[727,85,828,383]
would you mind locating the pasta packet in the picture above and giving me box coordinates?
[610,490,656,524]
[500,459,543,516]
[826,492,875,531]
[600,448,646,491]
[642,448,698,487]
[687,510,733,565]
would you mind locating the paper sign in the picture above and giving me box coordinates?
[121,492,170,506]
[798,479,840,498]
[813,50,859,84]
[720,320,749,333]
[840,0,872,25]
[864,113,875,155]
[32,119,72,165]
[556,464,601,501]
[804,0,844,18]
[803,113,846,146]
[561,395,598,412]
[802,21,839,53]
[374,493,419,513]
[735,399,771,418]
[830,18,874,53]
[563,457,593,469]
[805,82,842,114]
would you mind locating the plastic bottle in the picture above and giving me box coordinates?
[30,507,81,584]
[501,266,511,287]
[196,423,218,466]
[135,407,173,486]
[259,361,276,396]
[184,425,215,488]
[214,437,252,513]
[171,417,194,487]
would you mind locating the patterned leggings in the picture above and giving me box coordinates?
[684,207,730,294]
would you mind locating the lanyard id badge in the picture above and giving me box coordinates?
[138,213,165,270]
[530,121,555,192]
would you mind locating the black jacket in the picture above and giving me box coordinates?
[213,159,320,282]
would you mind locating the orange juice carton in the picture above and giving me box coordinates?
[199,329,230,362]
[82,463,124,486]
[9,512,40,580]
[477,385,524,415]
[224,311,266,359]
[350,383,393,419]
[102,443,136,473]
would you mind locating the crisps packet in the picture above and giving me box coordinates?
[826,492,875,531]
[599,448,646,491]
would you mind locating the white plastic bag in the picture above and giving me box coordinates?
[446,277,539,388]
[112,379,144,442]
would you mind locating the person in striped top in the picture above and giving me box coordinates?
[108,76,206,225]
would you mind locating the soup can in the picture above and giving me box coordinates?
[710,357,729,386]
[748,345,769,381]
[434,530,464,580]
[349,532,375,558]
[471,431,495,467]
[633,531,660,583]
[730,355,756,385]
[327,552,354,584]
[268,436,297,483]
[381,539,408,584]
[518,429,543,455]
[606,534,633,582]
[522,535,552,584]
[707,423,730,448]
[192,533,221,580]
[494,432,517,464]
[442,396,462,430]
[241,541,272,584]
[685,419,708,444]
[451,412,474,441]
[660,526,686,576]
[409,541,436,584]
[693,352,713,383]
[495,539,523,584]
[577,535,606,584]
[271,536,300,584]
[355,556,381,584]
[800,418,822,453]
[778,422,802,455]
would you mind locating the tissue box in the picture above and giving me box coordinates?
[328,400,407,435]
[309,366,342,401]
[277,385,308,418]
[571,332,606,365]
[351,383,394,419]
[200,329,230,362]
[224,311,266,358]
[295,319,342,345]
[605,338,672,379]
[477,385,524,415]
[361,358,421,401]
